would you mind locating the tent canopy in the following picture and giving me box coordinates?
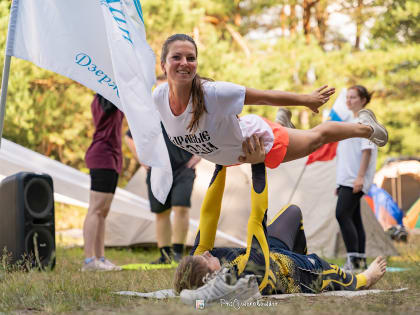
[1,138,398,257]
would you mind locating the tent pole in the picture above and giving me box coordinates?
[287,163,307,204]
[0,54,12,148]
[1,0,19,148]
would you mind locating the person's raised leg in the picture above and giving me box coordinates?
[283,121,372,162]
[194,165,226,255]
[237,163,272,292]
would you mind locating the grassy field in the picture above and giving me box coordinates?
[1,205,420,314]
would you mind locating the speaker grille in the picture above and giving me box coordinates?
[24,227,54,267]
[24,178,53,218]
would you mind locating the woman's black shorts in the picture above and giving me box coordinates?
[146,166,196,213]
[90,168,119,194]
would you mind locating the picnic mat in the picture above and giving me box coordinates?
[113,288,407,300]
[119,264,407,272]
[120,262,178,270]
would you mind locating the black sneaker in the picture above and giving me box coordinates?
[173,252,183,263]
[150,255,172,265]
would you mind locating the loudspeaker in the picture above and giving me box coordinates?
[0,172,56,269]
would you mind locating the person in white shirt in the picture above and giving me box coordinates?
[152,34,388,258]
[154,34,388,170]
[335,85,378,272]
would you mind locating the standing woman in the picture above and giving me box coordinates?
[335,86,378,272]
[82,94,123,271]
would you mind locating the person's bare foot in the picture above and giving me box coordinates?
[360,256,387,289]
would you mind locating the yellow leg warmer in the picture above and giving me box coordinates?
[194,165,226,255]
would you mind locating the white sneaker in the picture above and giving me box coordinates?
[357,109,388,147]
[180,268,261,305]
[100,258,122,271]
[81,259,115,272]
[275,108,295,129]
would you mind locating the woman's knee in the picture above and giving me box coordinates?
[288,204,303,221]
[173,206,189,217]
[306,128,325,153]
[156,209,171,221]
[336,208,350,223]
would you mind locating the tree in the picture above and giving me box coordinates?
[371,0,420,46]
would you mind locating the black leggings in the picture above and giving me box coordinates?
[268,204,307,255]
[335,186,365,253]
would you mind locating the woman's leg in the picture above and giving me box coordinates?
[283,121,371,162]
[352,197,367,269]
[238,163,272,292]
[335,186,362,253]
[267,204,307,254]
[83,190,114,259]
[172,206,189,260]
[155,209,172,248]
[193,165,226,255]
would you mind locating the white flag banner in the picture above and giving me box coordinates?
[6,0,172,203]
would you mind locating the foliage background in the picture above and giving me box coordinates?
[0,0,419,184]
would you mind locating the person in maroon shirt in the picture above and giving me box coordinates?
[82,94,124,271]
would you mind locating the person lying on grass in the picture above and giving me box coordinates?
[174,140,386,297]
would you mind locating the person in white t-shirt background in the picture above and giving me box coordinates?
[152,33,388,252]
[335,85,378,272]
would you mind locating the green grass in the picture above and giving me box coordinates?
[1,239,420,314]
[1,204,420,314]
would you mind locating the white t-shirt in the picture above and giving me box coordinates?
[153,81,274,166]
[336,118,378,194]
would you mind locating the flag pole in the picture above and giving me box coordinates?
[0,55,12,147]
[287,163,307,204]
[0,0,19,148]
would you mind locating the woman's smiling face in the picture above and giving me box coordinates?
[161,40,197,84]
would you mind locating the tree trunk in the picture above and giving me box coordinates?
[225,23,251,58]
[355,0,364,50]
[303,0,320,44]
[280,6,286,36]
[315,1,329,47]
[290,4,297,35]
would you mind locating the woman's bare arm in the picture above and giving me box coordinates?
[244,85,335,113]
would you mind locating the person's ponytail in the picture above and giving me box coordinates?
[188,74,213,132]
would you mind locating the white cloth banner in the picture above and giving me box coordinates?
[6,0,172,203]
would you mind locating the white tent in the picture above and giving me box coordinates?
[0,138,397,257]
[0,138,244,248]
[115,157,397,257]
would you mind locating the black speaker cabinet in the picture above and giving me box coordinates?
[0,172,56,269]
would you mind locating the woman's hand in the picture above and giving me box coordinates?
[353,176,364,193]
[306,85,335,113]
[238,134,266,164]
[186,155,201,169]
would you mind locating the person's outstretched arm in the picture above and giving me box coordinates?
[244,85,335,113]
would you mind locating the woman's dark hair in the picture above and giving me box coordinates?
[348,85,374,107]
[161,34,213,133]
[97,94,117,114]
